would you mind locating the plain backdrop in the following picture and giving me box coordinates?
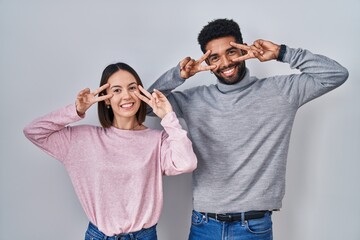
[1,0,359,239]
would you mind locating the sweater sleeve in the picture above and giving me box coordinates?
[147,64,187,118]
[159,111,197,176]
[23,104,83,162]
[272,46,349,107]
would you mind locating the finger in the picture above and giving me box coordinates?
[93,83,110,96]
[150,94,157,108]
[199,64,216,72]
[197,50,211,63]
[138,85,153,100]
[240,46,262,59]
[185,59,195,71]
[153,89,169,103]
[180,57,191,70]
[253,41,262,49]
[134,91,152,106]
[232,54,254,62]
[253,39,265,49]
[230,42,251,51]
[95,93,113,102]
[252,49,264,59]
[152,90,165,103]
[153,89,166,99]
[77,88,90,97]
[152,92,160,103]
[253,52,268,62]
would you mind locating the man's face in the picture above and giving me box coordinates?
[205,36,246,84]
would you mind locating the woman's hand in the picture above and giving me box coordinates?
[75,83,113,116]
[134,85,173,119]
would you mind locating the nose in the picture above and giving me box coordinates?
[220,55,231,68]
[121,89,131,99]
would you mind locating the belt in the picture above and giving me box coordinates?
[201,210,269,222]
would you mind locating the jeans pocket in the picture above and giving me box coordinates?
[245,213,273,235]
[191,210,206,226]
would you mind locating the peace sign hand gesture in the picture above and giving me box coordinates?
[179,50,216,79]
[75,83,113,116]
[230,40,281,62]
[134,86,173,119]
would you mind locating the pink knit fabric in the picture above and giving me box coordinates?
[24,104,197,236]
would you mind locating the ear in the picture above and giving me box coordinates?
[104,98,111,106]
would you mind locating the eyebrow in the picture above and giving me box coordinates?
[110,82,137,89]
[208,47,238,59]
[226,47,237,52]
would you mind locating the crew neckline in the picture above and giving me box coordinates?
[109,126,151,133]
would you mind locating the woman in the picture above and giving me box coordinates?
[23,62,197,240]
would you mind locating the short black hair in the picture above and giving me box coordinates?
[198,18,243,53]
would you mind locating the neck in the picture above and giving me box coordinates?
[216,68,253,93]
[112,117,140,130]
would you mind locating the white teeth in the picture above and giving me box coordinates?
[222,68,234,75]
[121,103,134,108]
[221,67,235,76]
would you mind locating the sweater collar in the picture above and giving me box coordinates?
[216,68,254,93]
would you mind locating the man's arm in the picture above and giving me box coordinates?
[231,39,349,106]
[148,51,215,95]
[147,52,216,117]
[146,64,185,117]
[148,64,185,98]
[274,45,349,107]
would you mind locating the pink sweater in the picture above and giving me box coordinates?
[23,104,197,236]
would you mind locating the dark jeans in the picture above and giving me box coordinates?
[189,210,273,240]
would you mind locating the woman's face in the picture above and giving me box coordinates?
[105,70,141,122]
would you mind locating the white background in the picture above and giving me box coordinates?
[1,0,359,239]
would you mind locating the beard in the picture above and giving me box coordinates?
[213,61,246,85]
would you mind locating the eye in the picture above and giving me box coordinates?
[209,56,219,63]
[112,88,121,94]
[129,86,137,91]
[228,49,237,55]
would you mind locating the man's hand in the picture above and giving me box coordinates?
[179,50,216,79]
[230,40,281,62]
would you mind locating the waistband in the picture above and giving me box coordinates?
[86,222,157,240]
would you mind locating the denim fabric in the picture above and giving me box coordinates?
[85,222,157,240]
[188,210,273,240]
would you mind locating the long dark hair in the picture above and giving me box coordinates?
[97,62,147,128]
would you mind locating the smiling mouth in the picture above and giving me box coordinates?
[218,64,238,78]
[120,103,135,109]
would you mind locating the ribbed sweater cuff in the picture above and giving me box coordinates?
[276,44,287,62]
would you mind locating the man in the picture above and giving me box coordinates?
[148,19,348,239]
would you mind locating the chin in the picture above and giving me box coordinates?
[216,64,246,85]
[216,74,241,85]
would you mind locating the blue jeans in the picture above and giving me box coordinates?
[85,222,157,240]
[189,210,273,240]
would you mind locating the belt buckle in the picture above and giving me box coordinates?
[216,213,232,221]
